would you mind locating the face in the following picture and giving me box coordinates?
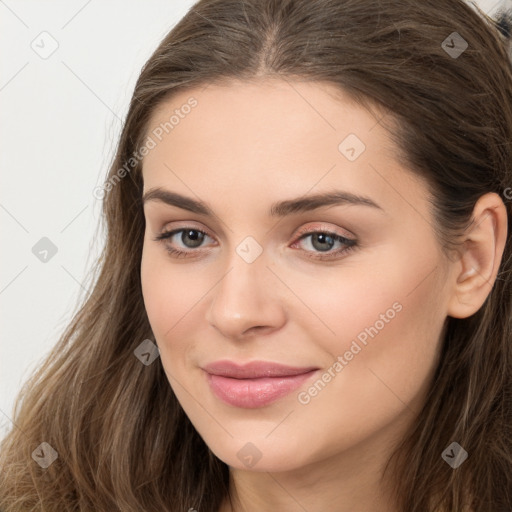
[140,78,454,473]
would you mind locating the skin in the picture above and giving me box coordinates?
[140,78,507,512]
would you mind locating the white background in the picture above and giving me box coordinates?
[0,0,197,439]
[0,0,508,440]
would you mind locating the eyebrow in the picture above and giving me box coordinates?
[141,187,384,217]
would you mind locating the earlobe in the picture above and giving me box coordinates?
[447,193,508,319]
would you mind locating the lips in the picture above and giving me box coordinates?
[202,360,319,408]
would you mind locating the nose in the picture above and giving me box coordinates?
[205,251,287,340]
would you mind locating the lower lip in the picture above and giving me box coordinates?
[204,370,318,408]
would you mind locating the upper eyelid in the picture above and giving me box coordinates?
[158,221,352,235]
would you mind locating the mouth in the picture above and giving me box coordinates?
[202,360,320,408]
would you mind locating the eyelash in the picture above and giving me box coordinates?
[152,226,357,261]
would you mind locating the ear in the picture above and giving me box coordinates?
[447,192,508,319]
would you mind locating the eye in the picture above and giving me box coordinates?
[152,225,358,261]
[153,228,215,258]
[291,227,357,261]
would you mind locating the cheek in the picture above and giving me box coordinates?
[141,236,189,311]
[308,238,446,366]
[299,250,445,421]
[282,259,445,460]
[141,244,184,340]
[140,242,209,368]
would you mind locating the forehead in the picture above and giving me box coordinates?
[141,78,430,220]
[144,78,388,152]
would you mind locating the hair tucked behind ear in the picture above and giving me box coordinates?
[1,1,511,511]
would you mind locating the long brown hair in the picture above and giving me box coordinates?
[1,1,512,510]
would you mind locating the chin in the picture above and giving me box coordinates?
[207,438,313,473]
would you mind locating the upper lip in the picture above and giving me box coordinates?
[202,360,319,379]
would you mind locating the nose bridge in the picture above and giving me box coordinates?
[206,237,286,338]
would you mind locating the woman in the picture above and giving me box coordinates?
[1,0,511,510]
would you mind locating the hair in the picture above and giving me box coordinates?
[1,0,512,510]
